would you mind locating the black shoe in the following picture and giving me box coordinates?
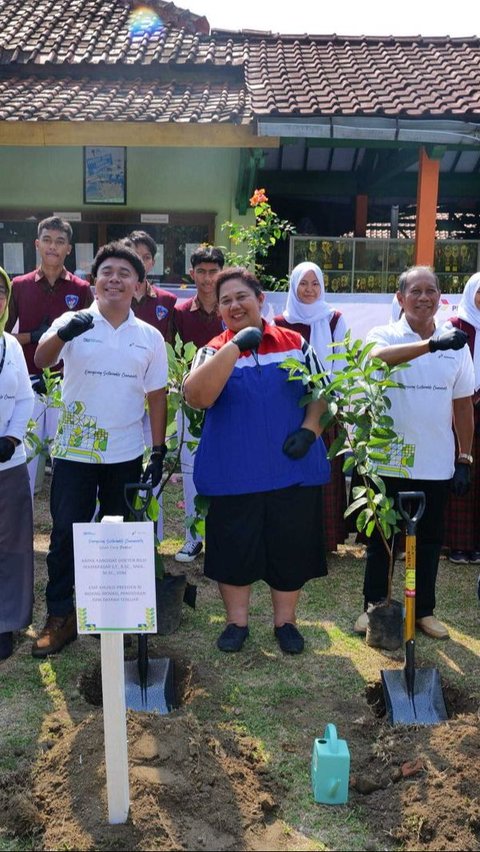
[0,632,13,661]
[217,624,249,652]
[274,623,304,654]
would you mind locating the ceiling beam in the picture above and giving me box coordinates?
[0,121,279,148]
[258,169,480,199]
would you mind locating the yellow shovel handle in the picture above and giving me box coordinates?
[404,533,416,642]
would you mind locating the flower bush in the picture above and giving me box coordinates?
[221,188,296,290]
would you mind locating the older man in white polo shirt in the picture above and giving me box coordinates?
[354,265,474,640]
[32,241,168,657]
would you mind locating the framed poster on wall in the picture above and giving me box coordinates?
[84,147,126,205]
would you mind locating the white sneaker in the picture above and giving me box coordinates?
[175,540,203,563]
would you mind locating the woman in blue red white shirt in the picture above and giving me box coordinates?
[183,267,330,655]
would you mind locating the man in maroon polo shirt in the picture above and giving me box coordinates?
[173,245,225,563]
[124,230,177,344]
[5,215,93,496]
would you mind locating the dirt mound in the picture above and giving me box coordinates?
[347,684,480,851]
[6,709,309,852]
[2,672,480,850]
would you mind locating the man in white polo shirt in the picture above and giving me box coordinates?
[32,242,168,657]
[354,265,474,640]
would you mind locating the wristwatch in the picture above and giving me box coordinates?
[458,453,474,464]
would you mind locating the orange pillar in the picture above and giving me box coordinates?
[414,148,440,266]
[354,194,368,237]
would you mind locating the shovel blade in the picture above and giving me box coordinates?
[124,657,176,714]
[381,667,448,725]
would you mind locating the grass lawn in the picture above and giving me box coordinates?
[0,474,479,851]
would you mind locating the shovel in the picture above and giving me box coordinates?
[123,482,176,714]
[381,491,448,726]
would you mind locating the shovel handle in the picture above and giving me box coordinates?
[398,492,425,643]
[397,491,426,536]
[124,482,153,523]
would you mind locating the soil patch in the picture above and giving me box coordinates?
[347,699,480,851]
[1,709,313,852]
[2,666,480,851]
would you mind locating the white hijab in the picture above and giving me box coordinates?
[283,262,334,366]
[456,272,480,389]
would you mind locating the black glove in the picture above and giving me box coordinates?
[283,427,316,460]
[31,373,47,395]
[142,444,167,488]
[30,318,51,344]
[231,326,263,353]
[450,461,471,497]
[429,329,468,353]
[57,312,94,342]
[0,437,16,463]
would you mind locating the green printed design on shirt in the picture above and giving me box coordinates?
[376,434,415,478]
[53,400,108,463]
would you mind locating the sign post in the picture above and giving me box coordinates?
[73,515,156,824]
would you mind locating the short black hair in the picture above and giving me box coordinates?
[215,266,262,301]
[190,245,225,269]
[127,230,157,258]
[37,216,73,242]
[398,265,440,294]
[91,241,145,282]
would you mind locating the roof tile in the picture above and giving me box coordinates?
[0,74,250,123]
[0,2,479,121]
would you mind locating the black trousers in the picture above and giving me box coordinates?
[363,477,450,619]
[46,456,143,616]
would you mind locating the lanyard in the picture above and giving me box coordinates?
[0,336,5,378]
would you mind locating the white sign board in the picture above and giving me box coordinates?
[152,244,164,276]
[73,521,156,633]
[2,242,24,275]
[141,213,169,224]
[75,243,95,274]
[185,243,200,273]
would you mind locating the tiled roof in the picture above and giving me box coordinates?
[0,0,239,66]
[245,35,480,118]
[0,74,249,123]
[0,0,479,122]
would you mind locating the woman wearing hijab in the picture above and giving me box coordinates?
[0,267,35,660]
[444,272,480,565]
[275,262,348,552]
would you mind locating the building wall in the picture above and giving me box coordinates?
[0,145,251,242]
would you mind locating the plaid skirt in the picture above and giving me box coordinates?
[443,422,480,552]
[322,425,348,552]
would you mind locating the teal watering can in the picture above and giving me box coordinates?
[311,723,350,805]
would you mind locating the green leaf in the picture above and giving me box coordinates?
[352,485,367,499]
[326,429,348,459]
[146,496,160,522]
[344,496,368,517]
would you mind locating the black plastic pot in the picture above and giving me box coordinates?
[155,573,187,635]
[366,599,403,651]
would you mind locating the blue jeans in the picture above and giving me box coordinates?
[46,456,143,616]
[363,477,450,619]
